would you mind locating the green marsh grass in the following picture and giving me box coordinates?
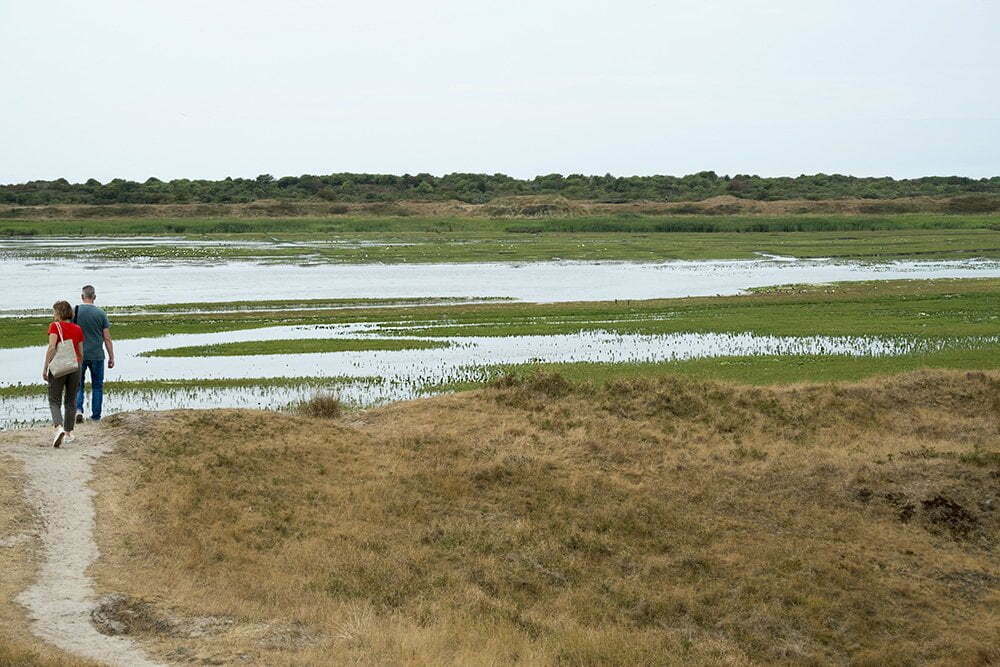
[0,376,382,399]
[140,338,450,357]
[427,346,1000,393]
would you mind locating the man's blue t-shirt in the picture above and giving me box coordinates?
[74,304,111,361]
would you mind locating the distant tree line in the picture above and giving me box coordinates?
[3,172,1000,206]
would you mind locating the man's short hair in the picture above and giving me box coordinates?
[82,285,96,300]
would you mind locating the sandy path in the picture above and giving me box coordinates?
[3,429,161,667]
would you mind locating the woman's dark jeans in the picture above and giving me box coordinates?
[47,370,79,430]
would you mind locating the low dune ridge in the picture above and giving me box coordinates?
[68,370,1000,665]
[3,193,1000,220]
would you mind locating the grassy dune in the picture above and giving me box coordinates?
[91,372,1000,665]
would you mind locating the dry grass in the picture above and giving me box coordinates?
[4,194,998,219]
[91,371,1000,665]
[0,641,97,667]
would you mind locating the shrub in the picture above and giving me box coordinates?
[316,186,340,201]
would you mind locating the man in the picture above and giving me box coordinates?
[74,285,114,423]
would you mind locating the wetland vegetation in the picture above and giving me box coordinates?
[140,337,451,357]
[4,213,1000,267]
[3,278,999,424]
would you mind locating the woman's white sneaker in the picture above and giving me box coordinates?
[52,428,65,448]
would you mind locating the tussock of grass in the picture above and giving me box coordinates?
[93,370,1000,664]
[295,393,343,419]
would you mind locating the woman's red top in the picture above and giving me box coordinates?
[48,321,85,361]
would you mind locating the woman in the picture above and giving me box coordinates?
[42,300,84,448]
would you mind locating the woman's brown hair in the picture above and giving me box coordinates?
[52,300,73,321]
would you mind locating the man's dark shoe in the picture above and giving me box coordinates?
[75,413,84,424]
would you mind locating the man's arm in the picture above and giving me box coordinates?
[103,328,115,368]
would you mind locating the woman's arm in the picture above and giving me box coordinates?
[42,333,58,381]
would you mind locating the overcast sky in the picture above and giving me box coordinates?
[2,0,997,183]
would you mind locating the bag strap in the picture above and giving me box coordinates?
[54,321,65,343]
[73,305,79,324]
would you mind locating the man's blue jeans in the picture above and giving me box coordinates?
[76,360,105,420]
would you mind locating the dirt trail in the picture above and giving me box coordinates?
[2,428,161,667]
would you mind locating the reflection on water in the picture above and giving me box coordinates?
[3,322,997,428]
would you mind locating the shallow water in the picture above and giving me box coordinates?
[3,322,996,428]
[1,380,394,430]
[4,247,1000,309]
[0,322,976,387]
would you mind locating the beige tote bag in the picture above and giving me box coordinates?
[48,322,79,378]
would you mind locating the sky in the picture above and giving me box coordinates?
[1,0,998,183]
